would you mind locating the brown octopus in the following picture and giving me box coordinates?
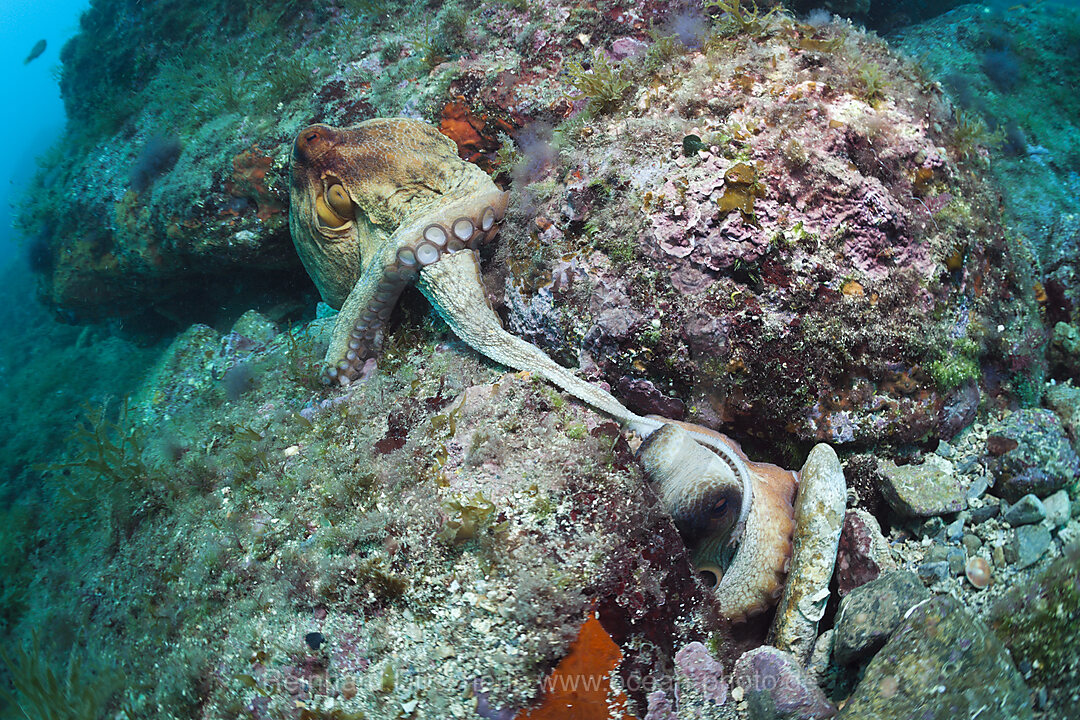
[289,118,798,621]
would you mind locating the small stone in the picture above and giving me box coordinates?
[644,690,677,720]
[962,533,983,555]
[945,515,965,542]
[231,309,279,345]
[1045,382,1080,453]
[769,444,847,664]
[917,561,950,584]
[1003,494,1046,526]
[833,571,930,666]
[970,498,1001,524]
[1011,525,1052,568]
[839,596,1033,719]
[878,455,966,517]
[935,440,955,458]
[733,646,837,720]
[674,642,728,704]
[921,516,946,540]
[946,547,967,576]
[1042,489,1071,528]
[923,544,949,563]
[965,474,989,499]
[992,544,1006,567]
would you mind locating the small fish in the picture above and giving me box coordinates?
[24,39,46,64]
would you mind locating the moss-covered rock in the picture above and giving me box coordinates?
[990,542,1080,718]
[840,595,1033,720]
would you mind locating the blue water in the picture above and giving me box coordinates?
[0,0,89,269]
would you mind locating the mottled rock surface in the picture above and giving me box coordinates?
[1004,494,1047,526]
[769,444,846,664]
[839,595,1033,720]
[832,571,930,666]
[1045,382,1080,454]
[674,642,728,705]
[1008,525,1053,569]
[878,456,966,517]
[734,646,837,720]
[987,409,1080,502]
[833,509,896,597]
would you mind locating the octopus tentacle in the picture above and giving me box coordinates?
[638,423,797,621]
[290,118,801,622]
[323,191,509,384]
[417,252,799,620]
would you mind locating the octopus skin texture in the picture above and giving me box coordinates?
[289,118,799,621]
[288,118,509,384]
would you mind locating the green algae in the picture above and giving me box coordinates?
[564,49,633,114]
[0,631,117,720]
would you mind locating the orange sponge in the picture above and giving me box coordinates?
[516,614,636,720]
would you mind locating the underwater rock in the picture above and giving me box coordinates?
[133,323,224,414]
[231,309,279,346]
[1042,490,1072,528]
[832,571,930,666]
[839,595,1033,720]
[807,629,835,687]
[1045,382,1080,454]
[733,646,837,720]
[987,409,1080,502]
[1003,494,1047,527]
[833,510,896,597]
[673,642,728,705]
[877,455,966,517]
[615,376,685,419]
[897,3,1080,276]
[26,0,1041,454]
[989,542,1080,716]
[769,444,846,664]
[643,691,677,720]
[1008,525,1053,569]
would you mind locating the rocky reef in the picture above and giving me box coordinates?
[3,1,1079,720]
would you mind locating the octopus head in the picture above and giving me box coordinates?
[288,119,508,382]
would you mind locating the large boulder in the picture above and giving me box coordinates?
[839,595,1033,719]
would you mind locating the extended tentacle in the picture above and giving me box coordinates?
[323,190,510,384]
[417,250,655,424]
[416,250,758,525]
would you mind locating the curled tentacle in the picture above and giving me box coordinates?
[638,423,797,621]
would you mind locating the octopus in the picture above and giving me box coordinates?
[289,118,798,621]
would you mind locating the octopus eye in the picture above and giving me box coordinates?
[709,499,728,517]
[326,183,354,220]
[698,565,723,588]
[315,196,348,229]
